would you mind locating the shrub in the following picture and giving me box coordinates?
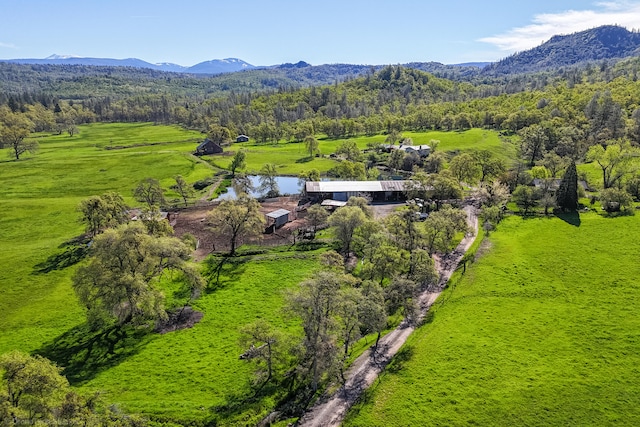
[193,176,216,190]
[600,188,634,213]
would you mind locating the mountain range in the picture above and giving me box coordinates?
[0,54,256,75]
[1,25,639,80]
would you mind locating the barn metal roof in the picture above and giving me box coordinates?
[321,199,348,207]
[266,209,290,219]
[305,181,410,193]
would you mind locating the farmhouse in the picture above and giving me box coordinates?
[236,134,250,143]
[380,144,430,157]
[532,178,590,194]
[396,144,431,157]
[195,138,223,155]
[305,180,410,202]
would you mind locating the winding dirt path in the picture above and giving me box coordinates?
[297,205,479,427]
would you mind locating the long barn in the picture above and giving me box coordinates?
[305,180,410,202]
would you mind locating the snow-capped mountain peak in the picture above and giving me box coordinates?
[45,54,82,60]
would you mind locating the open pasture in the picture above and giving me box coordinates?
[0,123,512,424]
[209,128,509,175]
[0,123,211,355]
[345,212,640,426]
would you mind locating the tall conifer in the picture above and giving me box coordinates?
[556,160,579,211]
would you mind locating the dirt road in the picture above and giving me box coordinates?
[297,206,478,427]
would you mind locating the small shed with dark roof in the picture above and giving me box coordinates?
[195,138,223,156]
[236,135,250,143]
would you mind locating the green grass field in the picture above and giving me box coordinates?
[0,122,331,425]
[0,123,517,424]
[344,212,640,426]
[69,253,321,425]
[208,128,510,175]
[0,123,213,355]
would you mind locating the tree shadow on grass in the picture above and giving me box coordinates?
[554,211,581,227]
[385,345,415,375]
[208,382,283,425]
[35,323,152,385]
[202,255,249,291]
[32,236,89,274]
[295,157,314,164]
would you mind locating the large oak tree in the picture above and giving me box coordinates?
[207,196,265,255]
[73,222,203,328]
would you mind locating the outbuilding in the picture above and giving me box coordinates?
[195,138,223,155]
[236,135,250,143]
[265,209,291,229]
[305,180,413,202]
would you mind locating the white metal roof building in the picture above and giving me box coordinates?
[305,181,410,202]
[265,209,291,228]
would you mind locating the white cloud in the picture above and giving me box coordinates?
[0,42,17,49]
[479,1,640,53]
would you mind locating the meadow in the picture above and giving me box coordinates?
[0,123,210,355]
[0,123,514,424]
[0,122,334,424]
[209,128,510,175]
[344,212,640,426]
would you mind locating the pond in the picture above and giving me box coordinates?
[215,175,303,200]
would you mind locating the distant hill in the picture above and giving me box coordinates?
[186,58,255,74]
[0,53,481,81]
[484,25,640,74]
[0,55,255,75]
[5,25,640,99]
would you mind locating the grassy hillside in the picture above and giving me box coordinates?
[209,128,509,175]
[345,212,640,426]
[0,123,211,355]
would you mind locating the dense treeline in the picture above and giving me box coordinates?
[3,57,640,137]
[4,56,640,175]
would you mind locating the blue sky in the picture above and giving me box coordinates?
[1,0,640,66]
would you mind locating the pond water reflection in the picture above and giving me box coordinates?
[215,176,303,200]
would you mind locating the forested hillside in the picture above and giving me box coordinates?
[5,56,640,150]
[485,25,640,74]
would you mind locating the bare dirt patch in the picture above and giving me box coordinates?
[370,202,405,220]
[172,197,308,260]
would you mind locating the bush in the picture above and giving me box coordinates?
[626,176,640,201]
[600,188,634,213]
[193,176,216,190]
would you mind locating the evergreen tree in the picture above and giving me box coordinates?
[556,160,578,211]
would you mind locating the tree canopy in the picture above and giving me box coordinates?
[207,196,265,255]
[72,222,203,328]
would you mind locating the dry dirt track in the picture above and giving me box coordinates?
[297,206,479,427]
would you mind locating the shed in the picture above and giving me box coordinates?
[195,138,223,155]
[266,209,291,228]
[236,135,250,143]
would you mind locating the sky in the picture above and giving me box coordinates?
[1,0,640,66]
